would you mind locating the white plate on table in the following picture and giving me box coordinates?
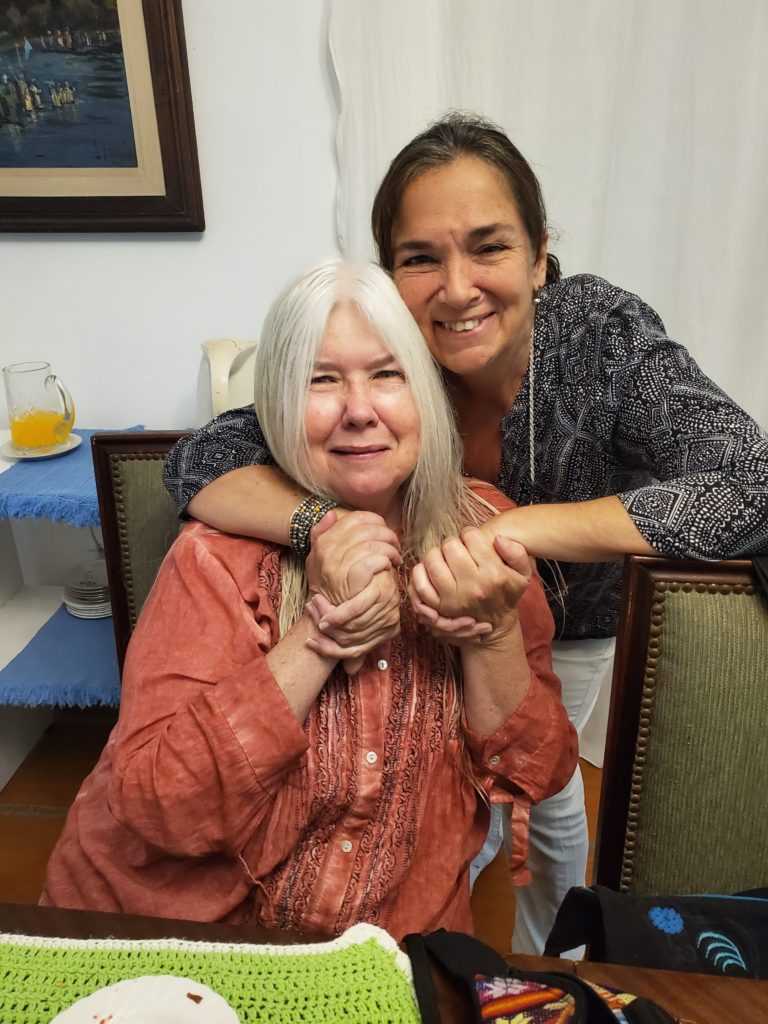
[0,434,82,461]
[50,974,240,1023]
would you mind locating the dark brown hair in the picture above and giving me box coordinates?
[371,111,560,284]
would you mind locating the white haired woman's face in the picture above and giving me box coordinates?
[304,302,420,525]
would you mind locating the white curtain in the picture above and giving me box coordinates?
[329,0,768,426]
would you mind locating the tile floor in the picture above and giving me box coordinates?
[0,709,601,953]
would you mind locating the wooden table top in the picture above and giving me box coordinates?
[2,901,767,1024]
[570,958,768,1024]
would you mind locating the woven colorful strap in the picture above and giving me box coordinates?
[476,974,578,1022]
[0,922,418,1024]
[476,973,648,1023]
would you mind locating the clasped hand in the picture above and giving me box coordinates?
[304,512,533,669]
[408,529,532,645]
[304,511,402,672]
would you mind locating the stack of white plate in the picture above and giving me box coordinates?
[63,559,112,619]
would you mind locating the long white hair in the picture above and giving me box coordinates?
[254,258,480,563]
[255,260,497,783]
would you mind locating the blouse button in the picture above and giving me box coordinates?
[365,750,378,764]
[341,839,353,853]
[489,755,501,766]
[377,659,388,671]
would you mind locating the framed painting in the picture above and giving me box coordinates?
[0,0,203,231]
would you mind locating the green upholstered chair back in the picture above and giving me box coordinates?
[595,555,768,895]
[92,432,188,674]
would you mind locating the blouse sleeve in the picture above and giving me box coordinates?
[589,282,768,558]
[460,573,577,807]
[107,527,309,859]
[459,481,578,806]
[163,405,275,513]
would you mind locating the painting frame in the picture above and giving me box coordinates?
[0,0,204,232]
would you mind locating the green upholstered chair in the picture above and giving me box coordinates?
[92,432,188,674]
[594,554,768,895]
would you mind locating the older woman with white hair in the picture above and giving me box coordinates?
[42,260,576,939]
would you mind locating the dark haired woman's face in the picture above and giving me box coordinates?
[390,156,547,382]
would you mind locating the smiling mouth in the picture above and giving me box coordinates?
[437,313,491,333]
[331,445,389,456]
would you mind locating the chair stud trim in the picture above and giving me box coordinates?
[657,580,754,596]
[112,452,168,630]
[620,584,665,891]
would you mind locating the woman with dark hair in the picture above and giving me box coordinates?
[162,114,768,953]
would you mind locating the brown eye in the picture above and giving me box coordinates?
[401,254,436,267]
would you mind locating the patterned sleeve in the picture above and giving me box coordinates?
[163,405,275,513]
[585,281,768,558]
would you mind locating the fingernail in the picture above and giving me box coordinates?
[318,621,328,632]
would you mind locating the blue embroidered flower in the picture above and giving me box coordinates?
[648,906,684,934]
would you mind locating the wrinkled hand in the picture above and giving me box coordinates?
[305,588,399,674]
[306,510,402,603]
[408,531,532,645]
[304,511,401,673]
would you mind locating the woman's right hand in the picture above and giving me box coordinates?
[304,511,402,671]
[305,510,402,603]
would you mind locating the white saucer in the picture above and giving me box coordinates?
[64,603,113,619]
[50,974,241,1024]
[0,433,82,461]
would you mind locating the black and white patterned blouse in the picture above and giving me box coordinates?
[164,274,768,639]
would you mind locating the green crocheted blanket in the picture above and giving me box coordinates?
[0,922,419,1024]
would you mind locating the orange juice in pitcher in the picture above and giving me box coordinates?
[3,362,75,452]
[11,409,75,448]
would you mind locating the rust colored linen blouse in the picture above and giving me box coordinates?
[42,482,576,939]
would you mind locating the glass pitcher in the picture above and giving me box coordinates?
[3,361,76,451]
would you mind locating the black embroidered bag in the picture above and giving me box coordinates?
[404,929,678,1023]
[545,885,768,979]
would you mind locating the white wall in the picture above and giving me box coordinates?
[330,0,768,429]
[0,0,339,431]
[1,1,765,433]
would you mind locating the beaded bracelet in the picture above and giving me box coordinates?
[289,494,339,557]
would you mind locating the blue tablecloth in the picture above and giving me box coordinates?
[0,604,120,707]
[0,425,142,705]
[0,427,141,527]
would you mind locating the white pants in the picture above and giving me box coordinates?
[470,637,616,956]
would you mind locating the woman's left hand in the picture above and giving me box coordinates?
[409,531,532,643]
[305,582,400,674]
